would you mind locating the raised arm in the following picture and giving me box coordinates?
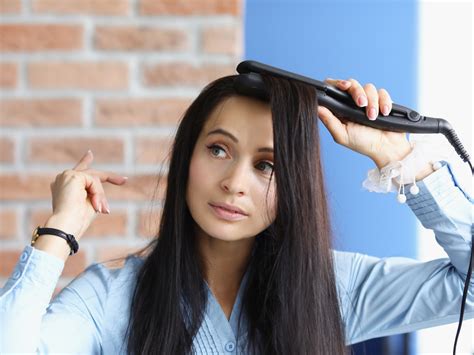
[1,150,128,352]
[333,161,473,345]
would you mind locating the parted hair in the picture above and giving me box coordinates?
[122,74,348,354]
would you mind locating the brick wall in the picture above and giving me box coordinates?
[0,0,243,293]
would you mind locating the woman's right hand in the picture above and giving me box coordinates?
[44,150,128,242]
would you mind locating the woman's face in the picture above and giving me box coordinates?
[186,95,277,242]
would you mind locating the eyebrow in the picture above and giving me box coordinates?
[206,128,274,153]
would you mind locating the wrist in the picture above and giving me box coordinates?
[372,143,413,170]
[44,214,81,239]
[33,234,71,261]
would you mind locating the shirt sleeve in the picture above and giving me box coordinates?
[335,160,473,345]
[0,245,104,354]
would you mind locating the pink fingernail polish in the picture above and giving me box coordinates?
[358,96,368,107]
[369,107,377,120]
[382,105,390,116]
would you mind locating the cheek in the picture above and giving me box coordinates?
[188,154,209,188]
[255,183,277,225]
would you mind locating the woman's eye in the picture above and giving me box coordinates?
[207,144,274,175]
[207,144,227,158]
[257,161,274,175]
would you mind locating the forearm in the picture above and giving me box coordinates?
[406,162,473,280]
[0,246,64,352]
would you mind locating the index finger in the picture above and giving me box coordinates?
[73,150,94,170]
[325,78,352,90]
[83,168,128,185]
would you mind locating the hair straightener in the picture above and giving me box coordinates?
[234,60,473,175]
[234,60,473,355]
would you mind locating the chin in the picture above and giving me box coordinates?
[194,218,252,242]
[203,224,248,241]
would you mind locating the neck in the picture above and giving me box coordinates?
[196,233,255,293]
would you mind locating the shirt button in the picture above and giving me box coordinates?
[224,341,235,352]
[12,271,21,279]
[20,251,28,262]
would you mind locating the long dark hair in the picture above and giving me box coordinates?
[124,74,347,354]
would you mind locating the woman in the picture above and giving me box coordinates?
[0,74,472,354]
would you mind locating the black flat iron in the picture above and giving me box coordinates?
[234,60,473,174]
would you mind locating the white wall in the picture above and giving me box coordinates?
[416,0,473,354]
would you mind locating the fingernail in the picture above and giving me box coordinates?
[104,201,110,214]
[382,105,390,116]
[123,176,128,180]
[357,96,368,107]
[368,107,377,120]
[339,80,349,87]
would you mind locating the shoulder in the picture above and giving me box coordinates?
[59,254,145,303]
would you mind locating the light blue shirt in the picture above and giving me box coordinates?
[1,161,473,354]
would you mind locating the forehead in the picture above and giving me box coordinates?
[203,96,273,139]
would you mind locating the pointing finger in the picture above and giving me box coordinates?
[84,169,129,185]
[73,150,94,170]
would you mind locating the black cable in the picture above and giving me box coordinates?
[452,163,473,355]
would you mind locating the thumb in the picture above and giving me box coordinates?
[317,106,348,146]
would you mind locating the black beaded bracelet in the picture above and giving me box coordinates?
[31,226,79,256]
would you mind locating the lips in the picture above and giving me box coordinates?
[209,204,248,221]
[209,202,248,216]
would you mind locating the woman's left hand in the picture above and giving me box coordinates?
[317,78,413,169]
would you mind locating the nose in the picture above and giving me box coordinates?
[220,161,249,196]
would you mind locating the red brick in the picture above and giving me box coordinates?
[28,137,125,164]
[0,209,17,239]
[28,62,128,90]
[32,0,128,15]
[31,209,128,238]
[135,135,174,165]
[0,62,17,88]
[0,98,82,127]
[139,0,241,16]
[0,0,21,13]
[95,98,191,126]
[202,26,242,56]
[143,62,235,87]
[0,249,22,276]
[0,25,83,52]
[95,26,188,51]
[0,173,56,200]
[0,173,162,202]
[137,208,162,239]
[0,137,14,163]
